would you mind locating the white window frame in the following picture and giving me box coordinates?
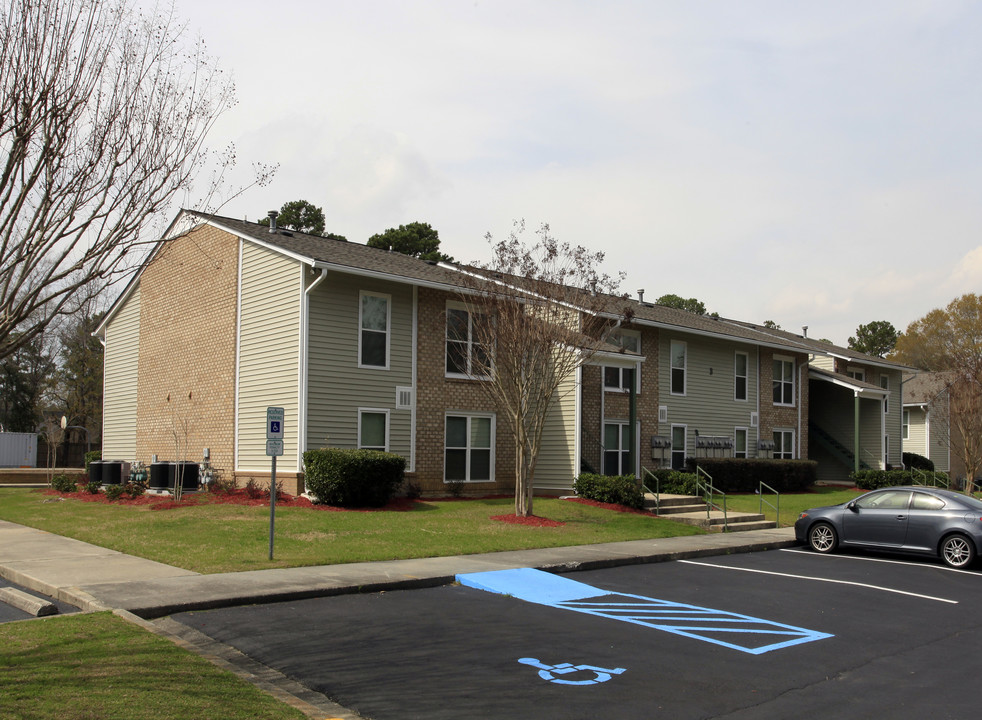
[670,340,687,396]
[772,356,795,407]
[358,291,391,370]
[734,351,749,402]
[846,366,865,382]
[734,427,748,459]
[444,412,495,482]
[880,374,889,413]
[357,408,390,452]
[773,428,795,459]
[602,420,640,477]
[902,410,910,440]
[604,364,639,393]
[445,301,492,380]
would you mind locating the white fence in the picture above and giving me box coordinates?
[0,433,38,468]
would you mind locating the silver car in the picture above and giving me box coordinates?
[795,486,982,569]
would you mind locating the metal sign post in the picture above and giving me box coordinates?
[266,407,284,560]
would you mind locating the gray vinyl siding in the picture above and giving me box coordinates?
[103,285,141,460]
[658,335,760,459]
[535,368,579,493]
[906,407,928,458]
[306,273,414,463]
[236,242,302,471]
[880,370,903,468]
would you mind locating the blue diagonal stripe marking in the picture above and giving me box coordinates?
[457,568,832,655]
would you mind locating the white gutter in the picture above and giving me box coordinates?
[298,268,328,466]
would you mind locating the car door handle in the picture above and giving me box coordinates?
[896,515,907,520]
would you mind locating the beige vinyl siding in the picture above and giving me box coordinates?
[858,397,884,468]
[657,336,760,458]
[906,407,928,457]
[535,367,579,493]
[810,356,835,372]
[236,242,302,471]
[102,285,141,460]
[306,273,414,462]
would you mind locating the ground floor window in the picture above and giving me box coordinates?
[358,409,388,451]
[773,429,795,460]
[734,428,748,459]
[671,425,687,470]
[603,422,635,476]
[445,414,494,482]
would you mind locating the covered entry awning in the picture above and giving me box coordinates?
[809,367,889,473]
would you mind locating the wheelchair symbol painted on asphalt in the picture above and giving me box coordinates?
[518,658,626,685]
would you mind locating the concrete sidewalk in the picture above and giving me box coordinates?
[0,519,799,619]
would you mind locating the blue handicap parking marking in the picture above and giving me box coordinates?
[458,568,833,655]
[518,658,626,685]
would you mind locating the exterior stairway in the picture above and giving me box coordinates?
[644,493,777,532]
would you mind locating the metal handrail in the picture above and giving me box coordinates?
[695,465,727,532]
[758,481,780,528]
[912,467,949,490]
[641,467,660,512]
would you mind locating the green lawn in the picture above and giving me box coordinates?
[0,489,705,573]
[725,486,864,528]
[0,612,307,720]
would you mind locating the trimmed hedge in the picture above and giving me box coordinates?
[84,450,102,473]
[903,452,934,472]
[303,448,406,508]
[682,458,817,493]
[852,469,950,490]
[573,473,644,510]
[643,468,698,495]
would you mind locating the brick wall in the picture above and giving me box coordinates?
[413,288,515,496]
[758,349,809,459]
[134,224,239,481]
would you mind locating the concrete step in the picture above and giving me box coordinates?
[659,510,775,532]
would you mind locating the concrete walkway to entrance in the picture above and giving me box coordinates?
[0,519,798,619]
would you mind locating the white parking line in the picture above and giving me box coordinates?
[780,547,982,575]
[678,560,958,604]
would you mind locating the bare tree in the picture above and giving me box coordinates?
[455,221,627,516]
[0,0,272,362]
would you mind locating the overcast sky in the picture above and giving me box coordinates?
[176,0,982,346]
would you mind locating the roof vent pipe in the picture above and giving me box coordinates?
[638,289,645,303]
[267,210,278,233]
[802,326,808,337]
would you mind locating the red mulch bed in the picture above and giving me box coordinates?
[40,487,417,512]
[564,497,650,515]
[490,514,565,527]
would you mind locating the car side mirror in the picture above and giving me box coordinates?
[847,501,858,511]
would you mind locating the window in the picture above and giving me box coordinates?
[856,490,911,510]
[445,414,493,482]
[772,357,795,406]
[880,375,889,413]
[358,410,388,451]
[734,428,748,459]
[670,341,686,395]
[671,425,686,470]
[734,352,748,401]
[603,422,634,476]
[604,366,637,393]
[912,492,945,511]
[773,429,794,459]
[903,410,910,440]
[359,292,390,368]
[446,303,491,378]
[846,367,865,382]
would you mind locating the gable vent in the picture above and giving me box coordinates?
[658,406,668,424]
[396,386,414,409]
[750,412,759,428]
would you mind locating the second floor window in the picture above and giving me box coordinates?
[671,341,686,395]
[773,357,794,405]
[734,352,748,401]
[359,292,390,368]
[446,304,491,378]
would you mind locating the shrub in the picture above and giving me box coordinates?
[303,448,406,508]
[244,478,266,499]
[206,473,237,495]
[84,450,102,473]
[403,479,422,500]
[84,480,101,494]
[573,474,644,510]
[852,469,950,490]
[683,458,817,493]
[51,474,77,493]
[647,470,698,495]
[903,452,934,471]
[124,481,146,498]
[104,484,126,501]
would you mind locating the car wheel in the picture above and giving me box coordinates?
[941,534,975,569]
[808,523,838,554]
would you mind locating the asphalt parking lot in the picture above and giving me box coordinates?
[0,577,78,624]
[174,547,982,720]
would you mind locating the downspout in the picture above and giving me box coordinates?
[628,369,637,477]
[299,268,328,470]
[854,391,861,475]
